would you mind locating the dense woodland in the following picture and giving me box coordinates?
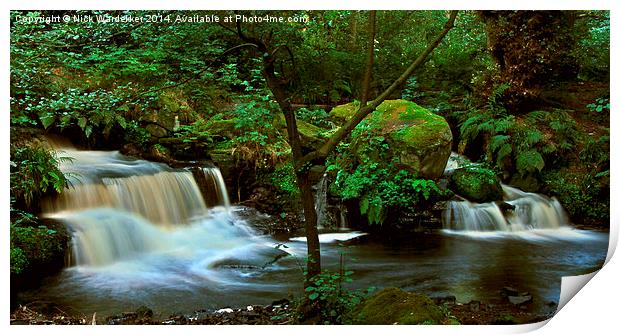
[10,10,610,324]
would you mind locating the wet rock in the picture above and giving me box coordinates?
[449,167,503,203]
[501,286,519,297]
[508,295,533,306]
[215,308,234,314]
[331,100,453,179]
[432,295,457,306]
[468,300,481,312]
[497,201,516,214]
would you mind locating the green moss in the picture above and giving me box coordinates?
[348,288,447,325]
[352,99,452,179]
[330,101,360,122]
[10,221,69,275]
[449,167,503,203]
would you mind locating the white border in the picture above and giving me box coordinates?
[2,1,617,334]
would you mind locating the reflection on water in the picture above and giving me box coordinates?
[18,148,608,318]
[19,223,608,317]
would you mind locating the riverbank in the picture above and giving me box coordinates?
[10,294,555,325]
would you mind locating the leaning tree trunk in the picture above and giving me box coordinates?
[233,10,458,285]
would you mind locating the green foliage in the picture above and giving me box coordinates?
[296,108,333,128]
[10,223,66,275]
[10,247,29,275]
[328,135,448,225]
[458,84,581,182]
[543,170,609,224]
[586,98,610,114]
[572,11,610,81]
[10,145,69,208]
[579,132,610,175]
[401,76,422,101]
[305,268,374,324]
[271,162,299,195]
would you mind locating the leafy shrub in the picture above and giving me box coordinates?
[457,84,580,183]
[586,97,610,114]
[10,145,69,208]
[327,136,449,225]
[543,170,609,224]
[305,269,374,324]
[271,161,299,196]
[10,223,67,275]
[296,107,333,128]
[10,247,28,275]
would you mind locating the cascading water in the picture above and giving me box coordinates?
[314,174,330,229]
[442,185,567,232]
[441,152,574,237]
[19,147,607,317]
[43,148,265,270]
[200,167,231,209]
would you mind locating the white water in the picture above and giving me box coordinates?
[201,167,231,209]
[45,148,273,272]
[442,185,567,232]
[289,231,368,243]
[314,174,330,229]
[440,152,587,239]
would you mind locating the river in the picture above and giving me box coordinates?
[15,149,608,318]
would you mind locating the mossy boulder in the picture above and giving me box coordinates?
[273,113,328,151]
[334,100,452,179]
[296,119,327,151]
[449,167,503,203]
[348,287,447,325]
[330,101,360,123]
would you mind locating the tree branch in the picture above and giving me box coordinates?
[297,10,458,169]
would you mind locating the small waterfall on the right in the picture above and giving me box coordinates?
[442,185,568,232]
[441,152,570,235]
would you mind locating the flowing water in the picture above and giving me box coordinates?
[16,149,609,318]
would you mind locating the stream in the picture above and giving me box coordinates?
[16,149,609,318]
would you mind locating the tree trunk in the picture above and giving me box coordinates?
[360,10,376,107]
[297,171,321,278]
[233,8,458,296]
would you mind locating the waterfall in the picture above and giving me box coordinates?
[43,148,257,268]
[200,167,231,209]
[314,174,330,229]
[442,185,568,232]
[44,171,208,227]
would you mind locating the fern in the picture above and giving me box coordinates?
[496,144,513,170]
[523,129,543,146]
[516,149,545,174]
[525,111,549,122]
[477,120,496,134]
[490,135,511,152]
[493,116,515,132]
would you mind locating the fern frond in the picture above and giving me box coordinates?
[516,149,545,174]
[523,129,543,146]
[490,135,511,152]
[494,116,515,132]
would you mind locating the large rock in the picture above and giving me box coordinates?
[449,167,503,203]
[347,287,447,325]
[332,100,452,179]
